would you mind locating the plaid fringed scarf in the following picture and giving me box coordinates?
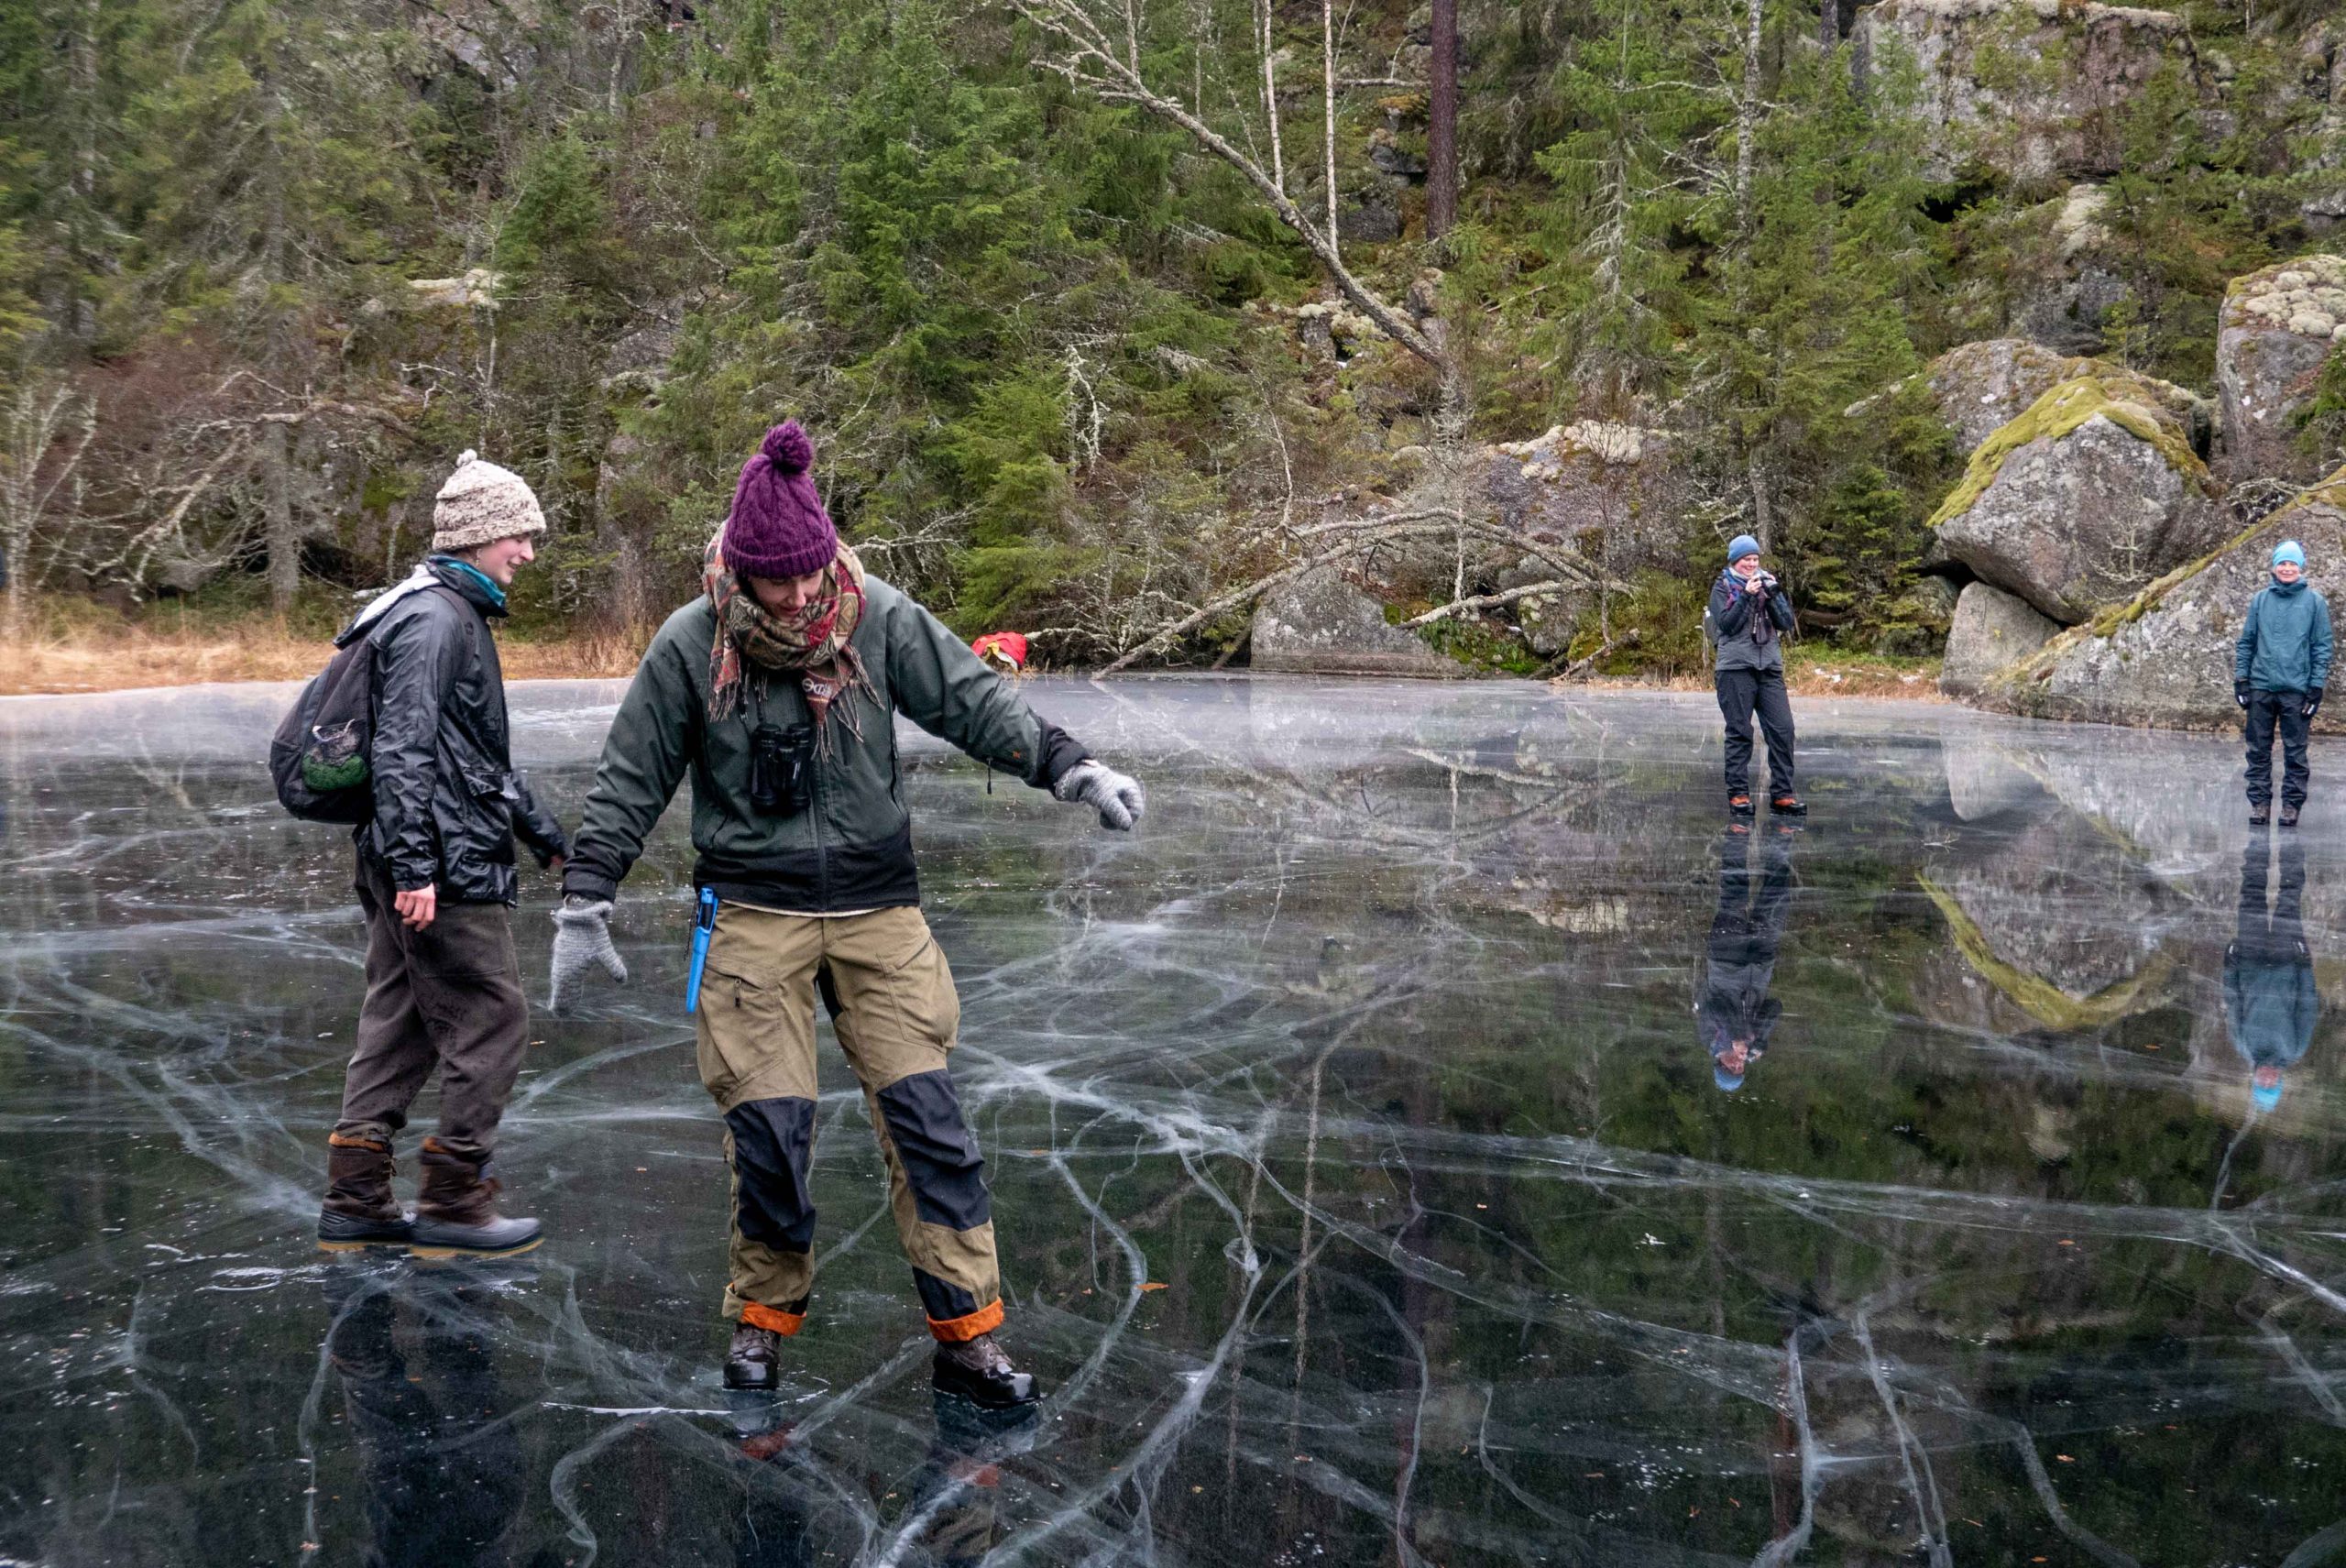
[704,532,875,746]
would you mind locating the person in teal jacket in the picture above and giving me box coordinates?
[2234,539,2333,827]
[2226,833,2317,1116]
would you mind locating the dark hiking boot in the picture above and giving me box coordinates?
[933,1332,1041,1409]
[317,1135,411,1251]
[409,1138,542,1258]
[1769,793,1807,817]
[1727,793,1755,817]
[725,1323,783,1392]
[2282,803,2302,828]
[2252,801,2273,827]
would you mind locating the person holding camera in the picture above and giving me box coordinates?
[1710,534,1803,817]
[547,420,1142,1409]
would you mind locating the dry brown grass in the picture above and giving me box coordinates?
[0,619,645,696]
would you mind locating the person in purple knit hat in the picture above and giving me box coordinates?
[547,419,1144,1409]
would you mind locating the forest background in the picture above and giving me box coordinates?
[0,0,2340,688]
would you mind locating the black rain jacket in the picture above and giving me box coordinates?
[355,560,567,904]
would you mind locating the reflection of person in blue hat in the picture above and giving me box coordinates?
[2234,538,2332,828]
[1698,823,1796,1091]
[2225,831,2317,1116]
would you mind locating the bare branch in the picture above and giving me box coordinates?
[1404,578,1577,627]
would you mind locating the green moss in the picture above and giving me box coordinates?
[1929,375,2214,529]
[1920,875,2175,1031]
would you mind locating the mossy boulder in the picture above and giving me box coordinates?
[1924,337,2209,455]
[1930,375,2226,624]
[1976,464,2346,729]
[2216,255,2346,486]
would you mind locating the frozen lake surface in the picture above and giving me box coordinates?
[5,675,2346,1566]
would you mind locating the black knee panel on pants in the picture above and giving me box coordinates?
[726,1097,818,1254]
[912,1266,982,1322]
[875,1070,991,1232]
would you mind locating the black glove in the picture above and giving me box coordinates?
[2306,687,2325,720]
[2236,681,2252,710]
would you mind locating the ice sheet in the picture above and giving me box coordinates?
[4,676,2345,1565]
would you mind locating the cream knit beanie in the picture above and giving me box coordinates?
[431,450,547,553]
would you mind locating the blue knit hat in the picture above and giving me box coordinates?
[2253,1077,2284,1113]
[1727,534,1761,565]
[2274,540,2307,569]
[1714,1061,1746,1092]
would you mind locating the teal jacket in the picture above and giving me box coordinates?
[2235,577,2334,694]
[564,577,1087,912]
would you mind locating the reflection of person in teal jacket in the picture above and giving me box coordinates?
[1699,822,1796,1091]
[2225,832,2317,1114]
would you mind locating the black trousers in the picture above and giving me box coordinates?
[1716,665,1796,796]
[2244,689,2311,808]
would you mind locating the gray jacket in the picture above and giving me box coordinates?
[1708,570,1795,673]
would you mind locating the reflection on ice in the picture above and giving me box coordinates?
[5,678,2346,1564]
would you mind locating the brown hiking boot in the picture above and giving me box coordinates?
[933,1332,1041,1409]
[409,1138,542,1258]
[1769,793,1807,816]
[726,1322,783,1391]
[1727,793,1754,817]
[317,1135,411,1251]
[2251,800,2272,827]
[2282,803,2302,828]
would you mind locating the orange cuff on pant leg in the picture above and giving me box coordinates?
[328,1132,388,1151]
[740,1301,806,1336]
[926,1299,1004,1343]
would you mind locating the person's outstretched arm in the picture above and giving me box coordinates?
[885,595,1142,828]
[564,633,696,903]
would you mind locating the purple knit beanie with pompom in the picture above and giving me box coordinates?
[722,420,838,580]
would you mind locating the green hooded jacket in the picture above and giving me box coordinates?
[563,576,1087,911]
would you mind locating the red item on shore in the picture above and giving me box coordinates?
[972,631,1028,673]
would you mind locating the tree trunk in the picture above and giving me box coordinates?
[1321,0,1340,259]
[1426,0,1459,238]
[263,419,299,614]
[1257,0,1285,192]
[1736,0,1762,246]
[66,0,100,343]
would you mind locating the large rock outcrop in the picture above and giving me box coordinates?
[1250,568,1465,677]
[1931,376,2225,623]
[2215,255,2346,486]
[1979,466,2346,729]
[1924,337,2209,455]
[1939,581,2062,696]
[1853,0,2209,183]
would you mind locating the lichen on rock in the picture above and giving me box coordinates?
[2217,254,2346,484]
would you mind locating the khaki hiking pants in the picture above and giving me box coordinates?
[695,903,1002,1342]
